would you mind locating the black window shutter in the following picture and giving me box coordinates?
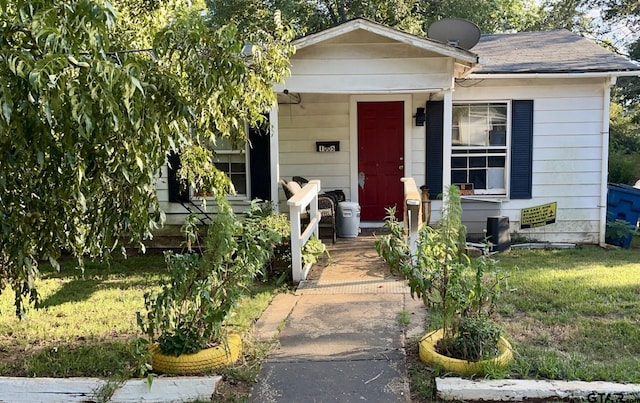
[510,100,534,199]
[167,152,190,203]
[249,121,271,201]
[425,101,444,200]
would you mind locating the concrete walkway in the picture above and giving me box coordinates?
[250,229,428,403]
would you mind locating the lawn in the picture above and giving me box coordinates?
[3,241,640,402]
[498,245,640,383]
[0,253,283,390]
[409,241,640,401]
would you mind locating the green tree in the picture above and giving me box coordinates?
[614,40,640,106]
[581,0,640,33]
[579,0,640,184]
[207,0,425,36]
[528,0,595,34]
[208,0,599,39]
[0,0,293,316]
[421,0,543,34]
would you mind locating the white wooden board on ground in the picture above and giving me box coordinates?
[437,377,640,402]
[0,376,220,403]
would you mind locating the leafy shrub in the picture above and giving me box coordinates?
[137,197,285,356]
[606,217,639,247]
[444,315,501,361]
[608,151,638,185]
[376,185,509,362]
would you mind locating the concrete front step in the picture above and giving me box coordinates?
[0,376,221,403]
[437,377,640,402]
[296,278,409,294]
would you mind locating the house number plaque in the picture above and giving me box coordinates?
[316,141,340,152]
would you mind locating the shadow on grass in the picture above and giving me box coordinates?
[35,255,168,308]
[37,278,164,308]
[39,255,167,280]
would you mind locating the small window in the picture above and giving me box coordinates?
[451,103,509,196]
[214,153,247,195]
[191,137,249,199]
[215,136,248,197]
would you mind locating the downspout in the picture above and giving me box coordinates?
[599,77,615,246]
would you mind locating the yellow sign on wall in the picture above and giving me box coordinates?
[520,202,557,229]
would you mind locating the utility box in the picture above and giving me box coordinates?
[606,183,640,248]
[337,202,361,238]
[486,216,510,252]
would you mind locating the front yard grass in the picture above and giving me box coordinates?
[498,245,640,383]
[409,242,640,402]
[0,254,284,400]
[3,241,640,402]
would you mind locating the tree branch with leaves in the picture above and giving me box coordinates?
[0,0,293,316]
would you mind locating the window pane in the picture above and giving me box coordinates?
[487,168,505,190]
[452,127,461,144]
[488,156,505,167]
[489,105,507,123]
[469,169,486,190]
[231,174,246,194]
[469,157,486,168]
[231,162,245,172]
[489,127,506,146]
[452,171,467,184]
[452,157,467,168]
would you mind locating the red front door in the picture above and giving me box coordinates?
[357,101,405,221]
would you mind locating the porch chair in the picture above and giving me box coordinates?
[279,178,337,243]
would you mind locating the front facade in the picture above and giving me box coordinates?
[158,19,640,245]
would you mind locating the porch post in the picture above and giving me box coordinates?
[442,88,453,190]
[269,103,280,207]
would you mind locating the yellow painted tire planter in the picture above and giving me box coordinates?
[419,329,513,376]
[150,333,242,375]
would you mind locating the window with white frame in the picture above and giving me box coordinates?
[451,102,508,195]
[189,137,248,199]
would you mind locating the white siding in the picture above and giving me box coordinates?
[277,30,454,94]
[153,36,611,246]
[453,78,608,243]
[411,93,429,188]
[278,94,352,204]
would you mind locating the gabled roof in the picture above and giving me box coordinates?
[293,18,479,65]
[473,30,640,75]
[292,20,640,78]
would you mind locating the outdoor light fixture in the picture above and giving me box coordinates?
[415,107,426,126]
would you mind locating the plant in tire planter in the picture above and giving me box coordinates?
[137,196,284,374]
[376,185,512,375]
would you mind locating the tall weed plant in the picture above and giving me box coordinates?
[376,185,508,361]
[137,197,285,356]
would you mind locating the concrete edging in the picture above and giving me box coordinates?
[437,377,640,402]
[0,376,220,403]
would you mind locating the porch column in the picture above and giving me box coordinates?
[269,103,280,207]
[442,88,453,189]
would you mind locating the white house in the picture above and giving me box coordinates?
[158,19,640,245]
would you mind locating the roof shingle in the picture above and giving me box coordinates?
[473,30,640,74]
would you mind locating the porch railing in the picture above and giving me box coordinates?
[401,177,423,254]
[287,179,322,282]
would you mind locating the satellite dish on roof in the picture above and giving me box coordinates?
[427,18,481,50]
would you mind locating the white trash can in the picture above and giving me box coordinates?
[337,202,361,238]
